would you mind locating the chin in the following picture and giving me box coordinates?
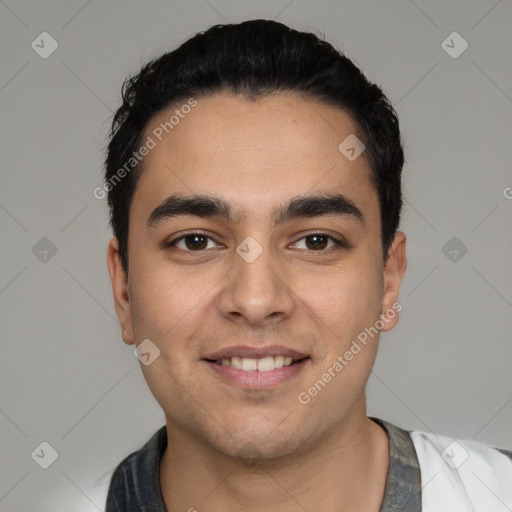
[211,421,310,464]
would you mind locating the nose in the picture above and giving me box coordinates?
[216,240,296,328]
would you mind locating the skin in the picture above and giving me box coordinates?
[107,91,407,511]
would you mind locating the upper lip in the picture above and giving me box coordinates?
[204,345,309,361]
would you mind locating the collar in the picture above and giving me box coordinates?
[370,417,422,512]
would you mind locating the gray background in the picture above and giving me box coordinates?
[0,0,511,510]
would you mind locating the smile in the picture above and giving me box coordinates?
[208,355,307,371]
[203,356,310,388]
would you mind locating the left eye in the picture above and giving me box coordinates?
[292,234,344,251]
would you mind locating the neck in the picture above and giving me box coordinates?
[160,411,389,511]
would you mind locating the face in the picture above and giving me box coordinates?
[108,92,406,461]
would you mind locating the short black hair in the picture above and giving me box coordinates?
[104,19,404,274]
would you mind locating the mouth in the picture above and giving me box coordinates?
[204,355,309,372]
[202,349,311,389]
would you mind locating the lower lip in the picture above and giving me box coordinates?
[203,358,310,389]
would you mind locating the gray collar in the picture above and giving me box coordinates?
[370,417,422,512]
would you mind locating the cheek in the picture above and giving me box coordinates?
[128,266,206,409]
[127,258,221,382]
[300,257,383,337]
[129,274,171,339]
[297,266,383,413]
[127,256,204,339]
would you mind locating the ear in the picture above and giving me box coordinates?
[380,231,407,332]
[107,236,135,345]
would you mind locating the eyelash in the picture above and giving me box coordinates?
[166,231,347,253]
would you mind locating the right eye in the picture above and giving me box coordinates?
[166,232,222,251]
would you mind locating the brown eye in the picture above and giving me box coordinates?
[167,233,220,251]
[305,235,329,250]
[293,234,345,251]
[183,235,208,250]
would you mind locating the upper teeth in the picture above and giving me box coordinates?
[219,356,295,371]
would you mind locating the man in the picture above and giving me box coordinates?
[100,19,512,511]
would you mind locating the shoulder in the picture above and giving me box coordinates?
[86,426,167,512]
[83,469,116,511]
[410,429,512,511]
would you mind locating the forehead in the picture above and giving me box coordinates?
[131,91,379,228]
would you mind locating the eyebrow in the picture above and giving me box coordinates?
[146,192,365,228]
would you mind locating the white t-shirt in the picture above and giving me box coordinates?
[411,430,512,511]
